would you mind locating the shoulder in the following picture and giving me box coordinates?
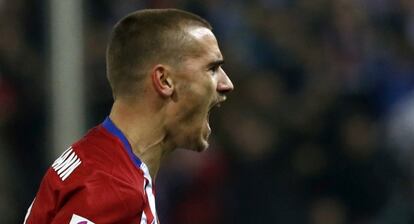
[46,125,146,200]
[48,126,116,183]
[26,125,147,223]
[51,125,144,183]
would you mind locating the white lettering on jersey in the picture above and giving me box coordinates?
[52,147,82,181]
[69,214,94,224]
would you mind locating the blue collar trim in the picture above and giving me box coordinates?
[102,117,142,168]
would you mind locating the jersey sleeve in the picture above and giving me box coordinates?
[24,171,57,224]
[50,172,142,223]
[24,146,145,224]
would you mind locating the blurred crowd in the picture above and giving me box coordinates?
[1,0,414,223]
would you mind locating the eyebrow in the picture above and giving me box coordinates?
[207,59,224,69]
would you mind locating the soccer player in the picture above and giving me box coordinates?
[24,9,233,224]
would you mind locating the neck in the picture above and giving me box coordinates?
[109,99,173,179]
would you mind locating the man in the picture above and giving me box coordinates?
[24,8,233,224]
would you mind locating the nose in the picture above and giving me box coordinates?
[217,68,234,93]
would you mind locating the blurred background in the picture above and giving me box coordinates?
[1,0,414,223]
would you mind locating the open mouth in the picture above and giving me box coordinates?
[207,101,222,132]
[208,101,222,118]
[206,95,226,136]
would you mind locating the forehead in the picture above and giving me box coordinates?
[185,27,223,60]
[187,27,214,39]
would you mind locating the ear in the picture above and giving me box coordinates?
[151,64,174,97]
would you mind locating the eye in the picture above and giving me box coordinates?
[209,65,220,75]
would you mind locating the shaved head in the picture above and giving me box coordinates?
[106,9,212,100]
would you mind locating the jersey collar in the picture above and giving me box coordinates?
[102,117,142,168]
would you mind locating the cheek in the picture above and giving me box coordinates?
[174,76,215,117]
[209,76,219,95]
[177,92,211,127]
[182,79,214,103]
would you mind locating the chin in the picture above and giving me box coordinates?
[196,141,209,152]
[185,137,209,152]
[176,126,210,152]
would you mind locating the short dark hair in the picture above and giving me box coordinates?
[106,8,212,99]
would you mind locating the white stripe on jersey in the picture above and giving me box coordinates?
[140,212,147,224]
[140,163,158,224]
[23,198,35,224]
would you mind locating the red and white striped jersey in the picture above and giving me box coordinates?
[24,117,159,224]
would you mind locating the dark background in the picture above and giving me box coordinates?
[1,0,414,223]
